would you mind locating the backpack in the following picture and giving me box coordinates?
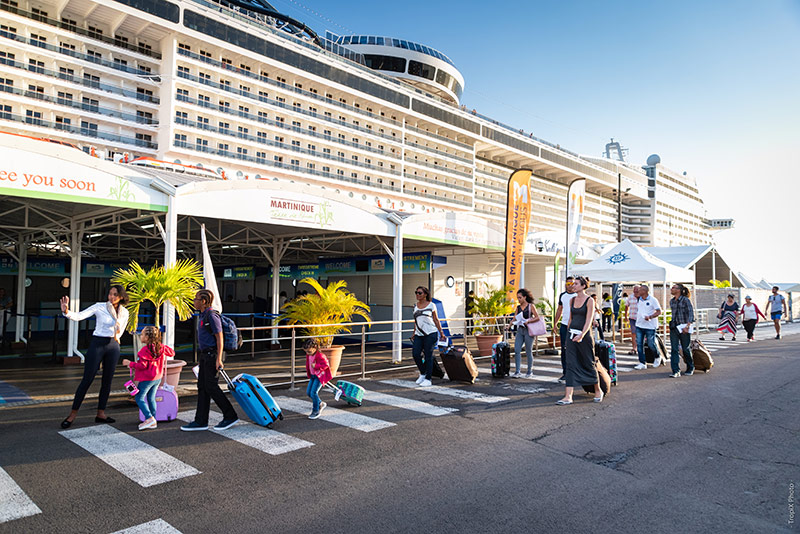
[204,311,243,351]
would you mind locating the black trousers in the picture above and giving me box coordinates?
[194,350,237,425]
[743,319,757,340]
[71,336,120,411]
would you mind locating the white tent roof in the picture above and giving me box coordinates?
[645,245,713,269]
[573,239,694,282]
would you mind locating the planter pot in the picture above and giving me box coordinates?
[62,355,82,365]
[321,345,345,377]
[164,359,187,388]
[475,334,502,357]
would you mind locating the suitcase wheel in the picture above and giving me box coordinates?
[267,422,273,429]
[278,413,284,420]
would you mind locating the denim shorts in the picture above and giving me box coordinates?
[771,312,782,320]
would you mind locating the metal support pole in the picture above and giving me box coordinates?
[14,239,27,343]
[391,220,403,363]
[360,325,366,379]
[67,224,84,361]
[51,315,59,361]
[290,327,296,389]
[617,173,622,243]
[163,196,178,348]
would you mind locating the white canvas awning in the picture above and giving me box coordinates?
[573,239,694,283]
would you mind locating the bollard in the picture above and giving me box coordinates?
[290,327,296,389]
[360,325,366,379]
[250,314,255,360]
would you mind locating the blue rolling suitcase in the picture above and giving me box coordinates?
[220,370,283,428]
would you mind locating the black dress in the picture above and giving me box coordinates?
[565,297,599,388]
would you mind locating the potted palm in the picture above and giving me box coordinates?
[112,259,204,387]
[280,277,370,377]
[468,284,515,356]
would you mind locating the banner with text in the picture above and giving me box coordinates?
[566,179,586,278]
[504,169,533,300]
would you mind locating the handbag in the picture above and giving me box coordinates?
[526,316,547,337]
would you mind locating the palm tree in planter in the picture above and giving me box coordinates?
[280,277,371,377]
[112,259,204,387]
[468,284,515,356]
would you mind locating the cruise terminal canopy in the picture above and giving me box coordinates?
[574,239,694,283]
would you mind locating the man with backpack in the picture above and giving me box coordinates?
[181,289,239,432]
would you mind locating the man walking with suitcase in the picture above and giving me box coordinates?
[633,285,661,370]
[181,289,239,432]
[668,284,694,378]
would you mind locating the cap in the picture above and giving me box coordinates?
[745,295,752,300]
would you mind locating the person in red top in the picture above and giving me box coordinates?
[739,295,767,342]
[304,338,332,419]
[122,326,174,430]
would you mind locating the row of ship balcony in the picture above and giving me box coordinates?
[0,2,162,59]
[0,29,156,77]
[0,56,160,104]
[175,93,399,159]
[177,47,474,152]
[0,110,157,149]
[176,70,401,143]
[0,82,158,125]
[174,117,401,176]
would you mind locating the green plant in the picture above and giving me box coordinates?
[112,259,204,332]
[280,277,371,348]
[468,284,515,335]
[709,279,731,288]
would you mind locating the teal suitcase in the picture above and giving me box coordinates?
[336,380,364,406]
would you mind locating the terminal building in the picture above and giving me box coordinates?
[0,0,726,347]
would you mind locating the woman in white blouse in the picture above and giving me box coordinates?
[59,284,130,429]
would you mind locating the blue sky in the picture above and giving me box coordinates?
[272,0,800,283]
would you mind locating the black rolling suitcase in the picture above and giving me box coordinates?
[491,334,511,378]
[441,345,479,383]
[644,334,668,366]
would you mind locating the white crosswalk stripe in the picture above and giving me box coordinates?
[0,467,41,524]
[59,426,201,488]
[476,367,560,383]
[380,379,510,403]
[178,411,314,455]
[275,396,395,432]
[360,390,458,416]
[111,519,182,534]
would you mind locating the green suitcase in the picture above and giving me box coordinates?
[336,380,365,406]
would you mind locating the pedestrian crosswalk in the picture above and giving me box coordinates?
[4,325,795,529]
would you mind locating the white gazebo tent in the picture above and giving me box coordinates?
[573,239,695,338]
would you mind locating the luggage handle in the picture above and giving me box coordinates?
[219,368,235,390]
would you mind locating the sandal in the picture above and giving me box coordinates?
[555,399,573,405]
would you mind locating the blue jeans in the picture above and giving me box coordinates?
[135,379,160,420]
[669,327,693,373]
[636,328,657,364]
[412,332,438,380]
[515,327,534,374]
[306,375,322,413]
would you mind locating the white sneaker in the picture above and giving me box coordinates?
[415,374,425,384]
[319,402,327,414]
[525,373,533,379]
[418,379,432,387]
[653,356,662,367]
[138,418,157,431]
[633,363,647,370]
[511,372,522,378]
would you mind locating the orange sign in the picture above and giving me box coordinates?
[505,169,533,300]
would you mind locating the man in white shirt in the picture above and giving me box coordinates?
[764,286,787,339]
[554,277,576,383]
[634,285,662,370]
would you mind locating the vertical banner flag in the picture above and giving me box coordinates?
[565,179,586,278]
[505,169,533,300]
[200,224,223,313]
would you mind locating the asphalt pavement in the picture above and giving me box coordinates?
[0,327,798,534]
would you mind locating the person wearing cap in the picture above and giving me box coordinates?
[717,294,739,341]
[740,296,766,342]
[764,286,787,339]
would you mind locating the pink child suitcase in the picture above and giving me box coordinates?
[139,385,179,422]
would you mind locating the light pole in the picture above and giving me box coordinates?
[615,172,630,243]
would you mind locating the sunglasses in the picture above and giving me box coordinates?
[415,291,425,295]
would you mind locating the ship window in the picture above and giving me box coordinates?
[113,0,179,23]
[363,55,405,73]
[367,36,376,45]
[408,60,435,80]
[359,36,368,44]
[377,37,385,45]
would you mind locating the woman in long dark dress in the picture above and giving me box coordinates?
[557,276,603,405]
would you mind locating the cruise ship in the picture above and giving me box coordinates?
[0,0,718,303]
